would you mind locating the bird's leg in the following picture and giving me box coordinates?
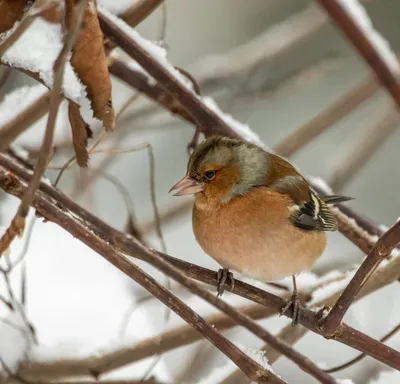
[216,268,235,297]
[280,275,300,326]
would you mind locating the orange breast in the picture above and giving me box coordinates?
[192,188,327,281]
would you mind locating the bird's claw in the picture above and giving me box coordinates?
[281,292,300,327]
[216,268,234,297]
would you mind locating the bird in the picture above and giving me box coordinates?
[169,136,353,325]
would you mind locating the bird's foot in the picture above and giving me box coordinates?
[281,291,300,326]
[216,268,235,297]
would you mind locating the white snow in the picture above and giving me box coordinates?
[244,347,270,370]
[369,369,400,383]
[1,17,85,103]
[337,380,355,384]
[338,0,400,76]
[202,97,263,146]
[0,311,31,373]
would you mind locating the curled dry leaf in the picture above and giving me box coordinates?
[0,0,26,33]
[65,0,115,131]
[68,101,91,167]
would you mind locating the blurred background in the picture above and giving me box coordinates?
[1,0,400,383]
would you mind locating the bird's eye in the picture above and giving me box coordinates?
[204,170,216,180]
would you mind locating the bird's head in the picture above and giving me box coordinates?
[169,136,267,203]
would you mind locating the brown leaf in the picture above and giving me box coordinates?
[65,0,115,130]
[68,101,89,167]
[0,0,26,33]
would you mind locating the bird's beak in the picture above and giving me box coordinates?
[169,175,203,196]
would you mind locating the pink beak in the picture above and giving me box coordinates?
[169,175,203,196]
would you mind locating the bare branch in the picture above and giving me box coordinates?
[0,91,50,152]
[321,220,400,336]
[120,0,164,27]
[325,321,400,373]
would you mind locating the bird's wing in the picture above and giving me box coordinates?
[268,173,339,232]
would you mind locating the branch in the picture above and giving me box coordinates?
[1,154,399,373]
[325,321,400,373]
[321,220,400,336]
[0,0,88,257]
[120,0,164,27]
[315,0,400,107]
[0,91,50,152]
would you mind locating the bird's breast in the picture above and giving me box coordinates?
[192,189,327,281]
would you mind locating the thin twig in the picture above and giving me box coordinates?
[141,200,192,234]
[96,170,145,245]
[321,220,400,336]
[120,0,164,27]
[0,0,88,257]
[324,321,400,373]
[0,91,51,152]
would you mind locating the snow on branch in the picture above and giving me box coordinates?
[99,7,263,146]
[338,0,400,75]
[1,18,84,103]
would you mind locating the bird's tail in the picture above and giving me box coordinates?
[319,195,354,205]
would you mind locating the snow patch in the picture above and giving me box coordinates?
[1,18,85,103]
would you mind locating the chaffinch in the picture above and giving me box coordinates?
[170,136,353,324]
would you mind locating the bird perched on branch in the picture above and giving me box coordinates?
[170,136,353,325]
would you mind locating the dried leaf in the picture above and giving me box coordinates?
[68,101,89,167]
[65,0,115,130]
[0,0,26,33]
